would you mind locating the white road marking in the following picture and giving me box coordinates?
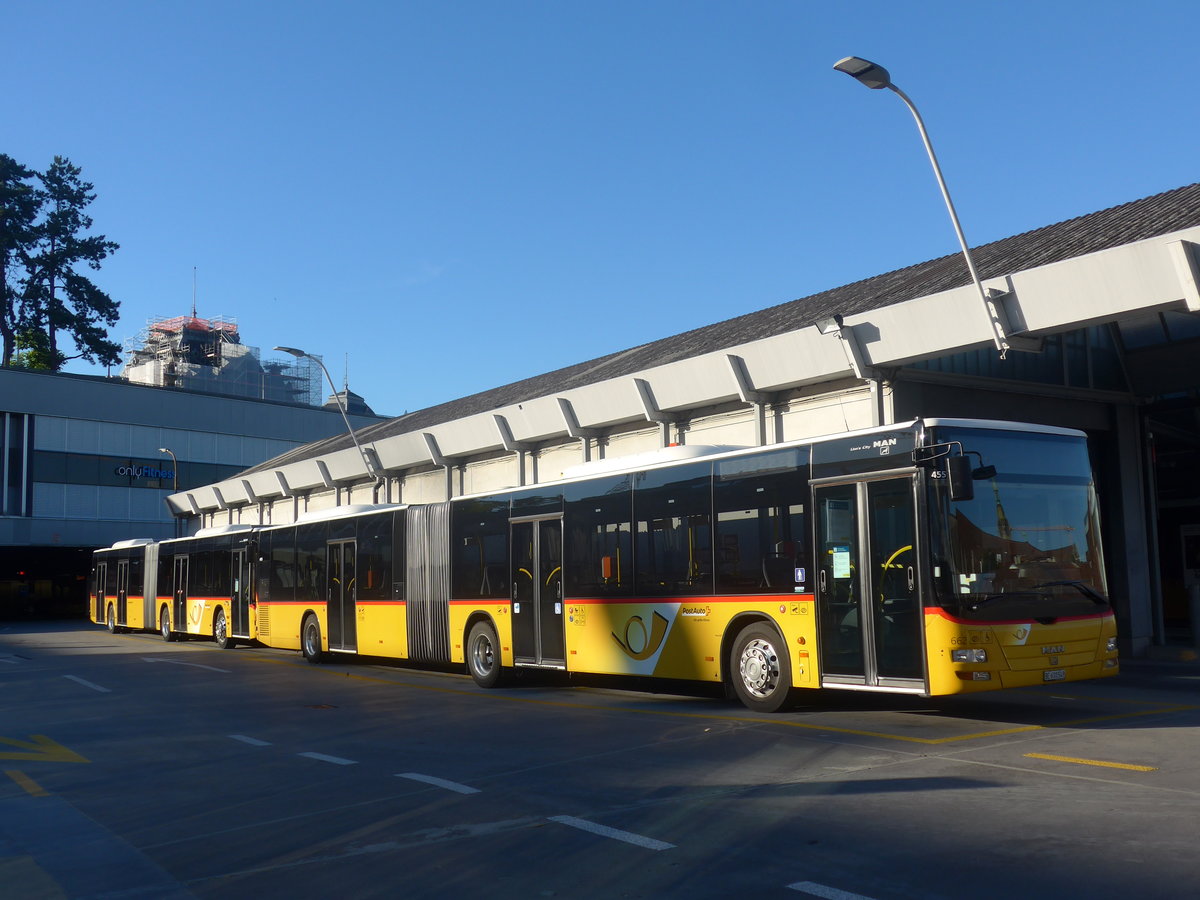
[548,815,674,851]
[788,881,877,900]
[395,772,481,794]
[63,674,111,693]
[142,657,230,673]
[229,734,271,747]
[298,752,357,766]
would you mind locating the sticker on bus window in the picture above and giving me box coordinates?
[833,547,851,579]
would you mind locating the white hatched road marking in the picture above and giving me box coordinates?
[229,735,272,747]
[788,881,877,900]
[142,657,230,673]
[396,772,481,794]
[548,815,674,851]
[298,752,357,766]
[63,674,111,693]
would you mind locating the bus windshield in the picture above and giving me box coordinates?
[926,427,1109,622]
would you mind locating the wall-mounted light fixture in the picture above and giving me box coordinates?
[815,314,844,336]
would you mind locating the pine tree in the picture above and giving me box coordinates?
[0,154,40,366]
[22,156,120,368]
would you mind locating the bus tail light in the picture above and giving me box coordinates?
[952,648,988,663]
[1106,637,1118,652]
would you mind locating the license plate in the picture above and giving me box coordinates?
[1043,668,1066,682]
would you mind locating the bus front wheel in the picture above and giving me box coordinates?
[106,604,117,634]
[160,607,175,643]
[214,608,235,650]
[729,622,794,713]
[466,620,502,689]
[302,615,324,664]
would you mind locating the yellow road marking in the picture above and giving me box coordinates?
[240,651,1197,746]
[1024,752,1158,772]
[0,735,90,764]
[5,769,49,796]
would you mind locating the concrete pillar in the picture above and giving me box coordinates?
[1110,403,1155,656]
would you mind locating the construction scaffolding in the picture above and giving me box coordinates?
[121,314,322,406]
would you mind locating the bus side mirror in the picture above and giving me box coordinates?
[948,456,975,502]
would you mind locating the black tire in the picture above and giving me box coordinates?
[106,604,117,634]
[213,608,235,650]
[302,614,324,664]
[729,622,793,713]
[160,607,175,642]
[466,620,502,688]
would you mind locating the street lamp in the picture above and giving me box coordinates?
[273,346,382,484]
[157,447,180,537]
[832,56,1020,357]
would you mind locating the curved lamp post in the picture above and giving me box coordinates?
[157,447,180,536]
[832,56,1021,357]
[273,346,381,484]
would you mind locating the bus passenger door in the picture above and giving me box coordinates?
[231,548,251,638]
[94,562,108,624]
[173,556,188,631]
[116,560,130,627]
[815,475,923,689]
[511,517,565,668]
[327,540,358,653]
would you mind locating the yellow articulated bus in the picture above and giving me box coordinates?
[92,418,1119,711]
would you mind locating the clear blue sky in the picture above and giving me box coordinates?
[7,1,1197,417]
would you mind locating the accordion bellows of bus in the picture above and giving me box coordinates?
[92,418,1118,712]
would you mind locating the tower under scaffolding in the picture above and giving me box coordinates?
[121,314,322,406]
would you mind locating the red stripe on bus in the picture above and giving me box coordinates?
[925,606,1115,625]
[448,594,815,606]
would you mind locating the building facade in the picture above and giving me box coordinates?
[0,367,381,616]
[172,185,1200,657]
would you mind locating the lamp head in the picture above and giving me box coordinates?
[833,56,892,90]
[815,314,845,336]
[273,345,308,359]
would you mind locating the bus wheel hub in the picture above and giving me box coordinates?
[740,639,779,696]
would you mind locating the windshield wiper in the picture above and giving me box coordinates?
[966,591,1038,610]
[1033,581,1107,604]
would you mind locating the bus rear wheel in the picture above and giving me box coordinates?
[466,620,502,689]
[106,604,117,634]
[160,607,176,643]
[730,622,794,713]
[214,608,235,650]
[302,614,324,664]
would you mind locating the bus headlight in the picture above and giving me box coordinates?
[1106,637,1118,652]
[952,648,988,663]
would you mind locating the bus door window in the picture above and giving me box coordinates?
[327,540,357,653]
[866,479,921,680]
[816,475,924,686]
[511,516,564,667]
[116,560,129,627]
[173,555,188,628]
[94,561,108,623]
[512,521,535,662]
[816,484,862,676]
[231,547,251,637]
